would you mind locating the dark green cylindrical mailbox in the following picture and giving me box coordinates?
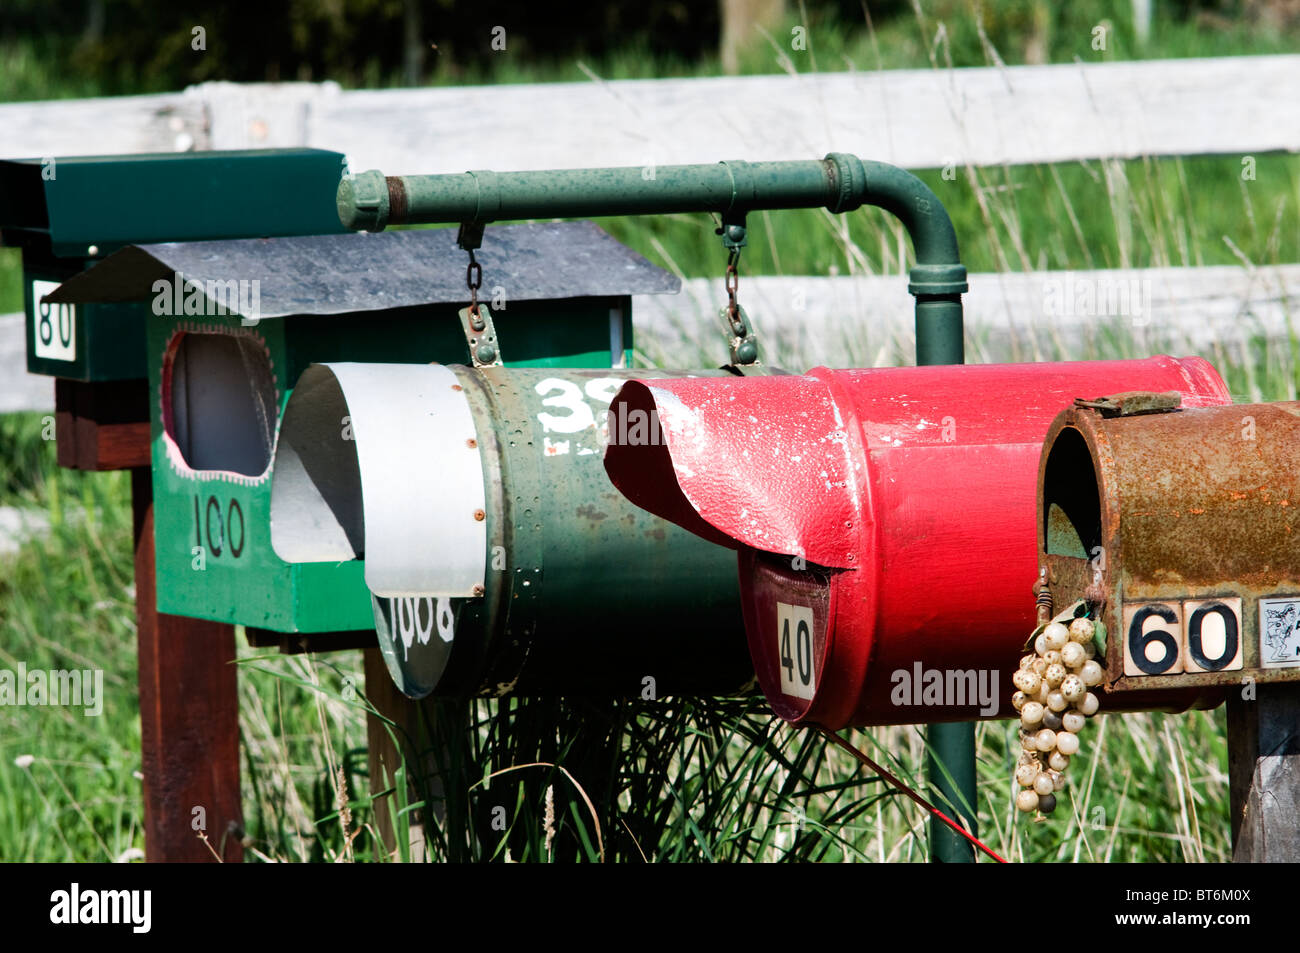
[1039,394,1300,698]
[270,362,755,698]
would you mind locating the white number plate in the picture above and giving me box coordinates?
[31,279,76,362]
[1122,598,1243,676]
[776,601,816,699]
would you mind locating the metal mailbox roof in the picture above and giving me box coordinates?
[45,221,679,317]
[0,149,348,257]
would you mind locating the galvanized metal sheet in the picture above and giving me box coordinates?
[44,221,680,315]
[270,362,487,597]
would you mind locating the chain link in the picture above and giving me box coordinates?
[725,249,741,325]
[465,250,484,331]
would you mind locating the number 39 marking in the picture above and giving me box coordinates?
[776,601,816,700]
[535,377,623,434]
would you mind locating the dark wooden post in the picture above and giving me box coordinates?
[1228,684,1300,862]
[132,468,243,862]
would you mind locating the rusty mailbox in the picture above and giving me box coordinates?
[1038,394,1300,693]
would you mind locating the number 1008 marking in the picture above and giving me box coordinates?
[776,601,816,700]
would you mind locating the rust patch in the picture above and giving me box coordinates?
[576,503,608,522]
[386,176,408,223]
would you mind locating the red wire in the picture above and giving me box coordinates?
[816,727,1008,864]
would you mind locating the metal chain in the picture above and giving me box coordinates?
[725,248,741,325]
[465,249,484,331]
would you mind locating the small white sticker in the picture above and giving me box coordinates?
[776,601,816,699]
[31,279,76,361]
[1260,597,1300,669]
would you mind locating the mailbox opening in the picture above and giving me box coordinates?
[164,331,278,478]
[1041,426,1102,561]
[268,364,366,563]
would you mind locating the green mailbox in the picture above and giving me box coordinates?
[44,222,677,636]
[0,149,349,382]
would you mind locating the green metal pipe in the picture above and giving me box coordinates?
[910,190,974,863]
[337,153,968,314]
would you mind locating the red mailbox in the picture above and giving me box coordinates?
[605,356,1231,728]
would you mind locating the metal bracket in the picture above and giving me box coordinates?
[720,303,759,367]
[459,304,503,367]
[456,221,485,252]
[717,219,748,251]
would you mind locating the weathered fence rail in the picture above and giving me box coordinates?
[5,264,1297,412]
[0,55,1296,171]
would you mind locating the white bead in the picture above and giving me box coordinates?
[1035,728,1057,752]
[1012,669,1041,694]
[1045,663,1066,688]
[1080,660,1104,687]
[1047,690,1068,713]
[1020,654,1037,671]
[1060,674,1087,703]
[1037,792,1057,815]
[1048,751,1070,772]
[1062,710,1086,733]
[1016,789,1040,813]
[1069,617,1094,643]
[1036,681,1052,704]
[1056,731,1080,756]
[1012,691,1028,712]
[1032,657,1048,676]
[1080,692,1100,716]
[1020,702,1044,727]
[1021,732,1039,752]
[1050,769,1067,792]
[1015,763,1040,787]
[1043,623,1070,651]
[1034,772,1055,796]
[1060,642,1086,669]
[1043,650,1062,667]
[1034,633,1049,656]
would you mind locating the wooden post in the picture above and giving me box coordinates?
[364,647,429,861]
[1228,684,1300,862]
[132,468,243,862]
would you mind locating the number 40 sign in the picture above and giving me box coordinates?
[776,602,816,700]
